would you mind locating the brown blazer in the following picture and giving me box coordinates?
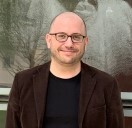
[5,61,124,128]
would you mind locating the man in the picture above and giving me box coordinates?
[6,12,124,128]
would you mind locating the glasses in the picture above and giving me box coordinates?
[49,32,86,43]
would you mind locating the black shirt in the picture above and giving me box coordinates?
[43,72,81,128]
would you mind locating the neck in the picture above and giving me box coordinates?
[50,60,81,79]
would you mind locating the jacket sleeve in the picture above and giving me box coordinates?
[5,74,22,128]
[106,79,125,128]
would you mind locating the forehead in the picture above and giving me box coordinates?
[50,13,86,34]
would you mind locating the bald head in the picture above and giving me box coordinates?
[49,12,87,35]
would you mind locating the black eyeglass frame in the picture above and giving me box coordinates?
[49,32,86,43]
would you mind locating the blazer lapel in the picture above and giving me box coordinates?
[78,62,96,128]
[33,62,50,128]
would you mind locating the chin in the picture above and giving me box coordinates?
[60,58,80,65]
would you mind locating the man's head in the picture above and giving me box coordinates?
[46,12,88,65]
[49,12,87,35]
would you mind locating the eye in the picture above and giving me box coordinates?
[72,35,82,41]
[57,33,67,39]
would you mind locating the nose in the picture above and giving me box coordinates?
[64,37,74,47]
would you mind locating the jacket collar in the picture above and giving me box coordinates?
[33,61,96,128]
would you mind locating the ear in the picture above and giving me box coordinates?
[45,33,51,49]
[84,36,88,45]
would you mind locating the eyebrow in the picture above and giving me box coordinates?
[49,32,85,36]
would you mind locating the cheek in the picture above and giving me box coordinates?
[78,44,86,52]
[50,43,62,52]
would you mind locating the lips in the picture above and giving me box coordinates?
[58,50,78,57]
[59,48,78,52]
[58,47,79,56]
[60,50,76,52]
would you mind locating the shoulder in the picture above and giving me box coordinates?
[81,62,121,101]
[81,62,114,80]
[15,61,50,80]
[81,62,117,90]
[11,62,50,92]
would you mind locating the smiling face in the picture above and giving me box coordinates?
[46,12,88,65]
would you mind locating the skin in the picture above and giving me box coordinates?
[45,12,88,78]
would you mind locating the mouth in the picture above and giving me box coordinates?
[59,49,78,53]
[61,50,76,52]
[58,47,79,56]
[58,50,76,56]
[60,50,77,55]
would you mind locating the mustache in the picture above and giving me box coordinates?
[58,47,79,52]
